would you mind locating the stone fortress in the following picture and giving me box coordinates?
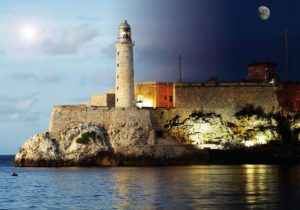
[14,20,300,166]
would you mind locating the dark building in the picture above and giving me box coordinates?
[245,61,278,82]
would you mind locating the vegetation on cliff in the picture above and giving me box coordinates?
[76,131,96,145]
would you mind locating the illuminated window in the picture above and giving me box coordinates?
[170,96,173,102]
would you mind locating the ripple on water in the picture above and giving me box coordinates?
[1,157,300,208]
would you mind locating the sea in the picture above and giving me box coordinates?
[1,155,300,209]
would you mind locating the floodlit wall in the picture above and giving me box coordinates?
[174,82,280,119]
[135,82,157,108]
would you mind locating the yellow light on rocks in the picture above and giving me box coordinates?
[256,135,267,144]
[245,140,254,147]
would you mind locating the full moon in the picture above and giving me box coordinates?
[258,6,270,20]
[20,24,38,43]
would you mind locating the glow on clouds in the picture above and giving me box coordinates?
[0,8,101,58]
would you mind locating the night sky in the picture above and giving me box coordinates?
[0,0,299,154]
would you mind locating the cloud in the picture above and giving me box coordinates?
[0,95,18,103]
[12,72,36,80]
[8,113,20,121]
[0,95,38,122]
[11,71,62,83]
[41,73,61,83]
[14,99,34,112]
[43,28,97,54]
[91,70,114,87]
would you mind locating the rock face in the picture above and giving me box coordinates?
[166,113,280,149]
[15,123,112,166]
[15,106,290,167]
[14,107,207,167]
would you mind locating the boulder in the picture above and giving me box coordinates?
[14,123,111,166]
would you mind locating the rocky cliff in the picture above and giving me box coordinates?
[14,105,300,167]
[166,113,279,149]
[14,106,208,166]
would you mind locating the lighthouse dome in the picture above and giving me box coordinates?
[119,20,131,29]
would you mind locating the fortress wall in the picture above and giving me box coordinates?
[48,84,281,140]
[49,105,152,140]
[174,84,280,120]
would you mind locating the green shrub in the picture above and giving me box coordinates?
[76,131,96,145]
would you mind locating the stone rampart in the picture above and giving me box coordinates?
[49,105,152,141]
[174,83,280,119]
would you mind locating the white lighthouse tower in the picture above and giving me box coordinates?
[115,20,135,107]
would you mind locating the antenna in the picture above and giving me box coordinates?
[179,54,182,82]
[284,0,289,80]
[285,28,289,80]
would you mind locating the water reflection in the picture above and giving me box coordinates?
[2,161,300,209]
[100,165,300,209]
[243,165,279,208]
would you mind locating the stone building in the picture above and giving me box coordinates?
[245,61,278,82]
[135,82,174,108]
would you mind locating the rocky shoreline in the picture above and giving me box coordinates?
[14,143,300,167]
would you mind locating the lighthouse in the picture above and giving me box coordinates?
[115,20,135,107]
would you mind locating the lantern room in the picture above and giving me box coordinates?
[118,20,132,44]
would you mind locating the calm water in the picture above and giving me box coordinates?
[1,156,300,209]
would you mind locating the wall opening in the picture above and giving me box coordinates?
[155,130,163,138]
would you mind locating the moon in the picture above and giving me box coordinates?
[258,6,270,20]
